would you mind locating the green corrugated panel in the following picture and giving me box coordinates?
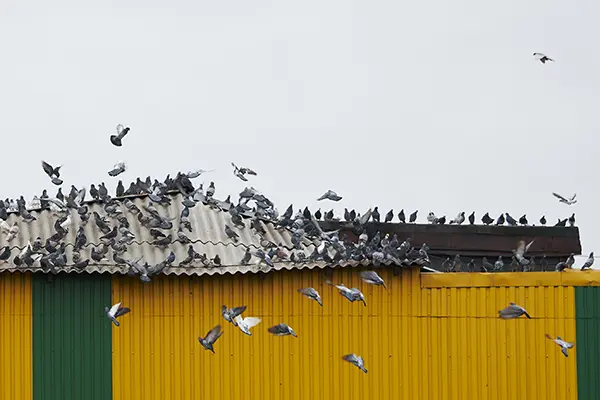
[575,287,600,399]
[32,273,112,400]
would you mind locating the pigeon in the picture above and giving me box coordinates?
[108,161,127,177]
[505,213,518,226]
[545,334,574,357]
[186,169,215,179]
[317,190,342,202]
[450,212,465,225]
[234,315,261,336]
[224,225,239,242]
[494,256,504,271]
[552,192,577,205]
[519,215,528,225]
[498,302,531,319]
[409,210,418,223]
[581,252,594,270]
[198,325,223,353]
[268,323,297,337]
[371,207,380,222]
[534,53,554,64]
[539,215,546,226]
[331,282,367,306]
[110,124,130,147]
[104,302,131,327]
[398,209,406,223]
[359,270,386,289]
[41,160,63,185]
[384,209,394,223]
[298,287,323,306]
[468,212,475,225]
[221,305,247,326]
[568,213,576,227]
[342,354,367,373]
[481,213,494,225]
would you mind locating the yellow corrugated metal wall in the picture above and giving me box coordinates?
[0,272,32,400]
[112,268,577,400]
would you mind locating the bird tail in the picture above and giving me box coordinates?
[112,319,120,327]
[524,312,532,319]
[361,367,368,374]
[317,298,323,306]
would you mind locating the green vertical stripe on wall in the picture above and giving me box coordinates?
[575,287,600,399]
[32,273,112,400]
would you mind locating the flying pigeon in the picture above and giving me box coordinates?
[498,302,531,320]
[110,124,130,146]
[234,315,261,336]
[534,52,554,64]
[268,323,297,337]
[359,270,386,289]
[104,302,131,327]
[342,354,368,373]
[317,190,342,202]
[198,325,223,353]
[552,192,577,205]
[108,161,127,177]
[221,305,247,326]
[545,333,574,357]
[330,282,367,306]
[41,160,63,185]
[298,287,323,306]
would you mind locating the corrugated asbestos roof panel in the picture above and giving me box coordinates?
[0,193,319,276]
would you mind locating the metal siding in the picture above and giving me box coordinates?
[0,272,32,400]
[111,268,578,400]
[32,273,112,400]
[575,287,600,399]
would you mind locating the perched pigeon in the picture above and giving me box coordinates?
[110,124,130,146]
[581,252,594,270]
[545,333,574,357]
[268,323,297,337]
[359,270,386,289]
[498,302,531,320]
[234,315,261,336]
[342,354,368,373]
[534,52,554,64]
[298,287,323,306]
[552,192,577,205]
[104,302,131,327]
[221,305,247,326]
[198,325,223,353]
[317,190,342,202]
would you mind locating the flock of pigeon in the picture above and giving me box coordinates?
[0,122,582,370]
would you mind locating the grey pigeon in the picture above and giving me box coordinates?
[298,287,323,306]
[330,282,367,306]
[104,302,131,327]
[110,124,130,146]
[41,160,63,185]
[268,323,297,337]
[108,161,127,177]
[224,225,239,242]
[498,302,531,319]
[359,270,386,289]
[545,334,574,357]
[409,210,418,223]
[221,305,247,326]
[534,52,554,64]
[317,190,342,202]
[198,325,223,353]
[552,192,576,205]
[342,354,367,373]
[581,252,594,270]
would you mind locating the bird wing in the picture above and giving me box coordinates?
[243,317,261,329]
[552,192,568,202]
[115,306,131,318]
[108,302,121,317]
[342,354,357,363]
[230,306,247,317]
[41,161,54,177]
[268,324,288,335]
[298,287,314,297]
[234,315,243,326]
[205,325,223,344]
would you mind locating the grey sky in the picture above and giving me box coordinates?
[0,0,596,261]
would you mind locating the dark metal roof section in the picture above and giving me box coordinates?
[318,220,582,258]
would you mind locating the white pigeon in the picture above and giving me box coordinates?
[450,212,465,225]
[185,169,215,179]
[234,315,261,336]
[545,334,574,357]
[534,52,554,64]
[552,192,577,205]
[426,212,437,224]
[60,214,72,229]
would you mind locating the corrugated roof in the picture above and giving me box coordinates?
[0,193,429,277]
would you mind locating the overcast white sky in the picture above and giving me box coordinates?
[0,0,596,261]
